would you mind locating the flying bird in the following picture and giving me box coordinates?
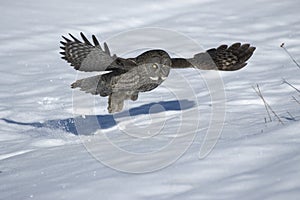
[60,33,256,113]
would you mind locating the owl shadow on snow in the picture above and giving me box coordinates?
[2,100,195,135]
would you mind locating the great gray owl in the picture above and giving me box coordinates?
[60,33,256,113]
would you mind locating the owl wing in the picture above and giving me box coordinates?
[60,33,136,72]
[171,43,256,71]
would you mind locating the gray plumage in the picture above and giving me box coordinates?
[60,33,256,113]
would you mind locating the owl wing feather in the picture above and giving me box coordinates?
[60,32,127,72]
[171,43,256,71]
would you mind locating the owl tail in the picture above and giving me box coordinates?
[71,75,111,96]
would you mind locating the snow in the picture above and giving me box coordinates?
[1,0,300,199]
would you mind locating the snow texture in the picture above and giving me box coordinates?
[1,0,300,199]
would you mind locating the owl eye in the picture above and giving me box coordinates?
[152,63,158,69]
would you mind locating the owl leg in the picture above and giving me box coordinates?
[107,91,138,113]
[108,92,125,113]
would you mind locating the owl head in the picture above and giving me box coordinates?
[135,49,172,83]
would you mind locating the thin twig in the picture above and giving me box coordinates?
[253,84,284,125]
[282,78,300,93]
[280,43,300,69]
[253,86,272,122]
[252,85,272,122]
[292,96,300,105]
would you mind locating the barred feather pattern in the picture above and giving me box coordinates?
[60,32,116,72]
[172,43,256,71]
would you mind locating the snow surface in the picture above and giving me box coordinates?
[1,0,300,199]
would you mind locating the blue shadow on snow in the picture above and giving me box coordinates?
[1,100,194,135]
